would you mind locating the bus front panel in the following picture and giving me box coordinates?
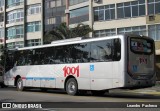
[126,36,156,88]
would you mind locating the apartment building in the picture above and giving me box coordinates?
[0,0,43,49]
[0,0,160,55]
[67,0,160,55]
[44,0,66,32]
[0,0,66,49]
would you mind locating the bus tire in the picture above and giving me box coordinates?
[0,83,5,88]
[66,78,78,96]
[16,78,24,91]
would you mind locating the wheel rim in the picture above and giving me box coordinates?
[18,80,22,89]
[68,81,76,93]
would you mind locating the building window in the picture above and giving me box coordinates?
[148,0,160,15]
[7,0,24,8]
[148,24,160,40]
[15,41,24,48]
[117,26,146,35]
[94,29,116,37]
[7,9,24,24]
[94,4,115,21]
[70,6,89,18]
[49,1,56,8]
[27,21,41,33]
[27,4,41,15]
[0,28,4,38]
[0,0,4,7]
[7,42,15,49]
[7,41,24,49]
[47,17,55,25]
[46,0,65,8]
[70,6,89,24]
[44,0,66,31]
[27,39,41,47]
[7,42,14,49]
[69,0,88,6]
[7,25,24,40]
[57,0,62,7]
[62,0,66,6]
[117,0,145,19]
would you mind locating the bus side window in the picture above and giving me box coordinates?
[5,50,18,71]
[38,48,45,64]
[91,40,112,62]
[32,50,39,65]
[61,45,72,63]
[54,47,63,64]
[91,49,98,62]
[27,50,33,65]
[113,39,121,61]
[71,43,90,63]
[16,51,25,66]
[31,49,45,65]
[43,47,53,64]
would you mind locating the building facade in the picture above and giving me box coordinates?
[66,0,160,54]
[0,0,67,49]
[0,0,44,49]
[0,0,160,53]
[44,0,66,32]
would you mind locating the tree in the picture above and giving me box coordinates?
[0,45,5,65]
[72,23,93,37]
[44,23,93,44]
[0,45,6,74]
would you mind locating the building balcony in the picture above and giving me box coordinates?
[0,37,4,44]
[6,3,24,12]
[7,2,24,8]
[0,6,4,13]
[6,38,24,43]
[0,22,4,28]
[6,21,24,28]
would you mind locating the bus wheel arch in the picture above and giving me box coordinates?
[15,75,24,91]
[64,76,78,96]
[14,75,21,86]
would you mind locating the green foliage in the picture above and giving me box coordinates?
[44,23,93,44]
[72,23,93,37]
[0,45,6,66]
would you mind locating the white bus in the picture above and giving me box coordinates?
[4,34,156,95]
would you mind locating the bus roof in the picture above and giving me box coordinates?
[14,34,149,51]
[16,35,122,51]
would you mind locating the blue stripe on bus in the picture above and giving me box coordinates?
[26,77,55,80]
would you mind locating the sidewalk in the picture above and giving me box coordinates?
[125,81,160,95]
[110,81,160,95]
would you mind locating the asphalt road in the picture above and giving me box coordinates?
[0,87,160,111]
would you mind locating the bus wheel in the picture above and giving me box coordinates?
[0,83,5,88]
[16,78,24,91]
[66,78,78,96]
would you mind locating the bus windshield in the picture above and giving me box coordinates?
[130,38,154,54]
[128,37,155,80]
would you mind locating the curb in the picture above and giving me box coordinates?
[120,88,160,95]
[113,90,160,95]
[110,87,160,95]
